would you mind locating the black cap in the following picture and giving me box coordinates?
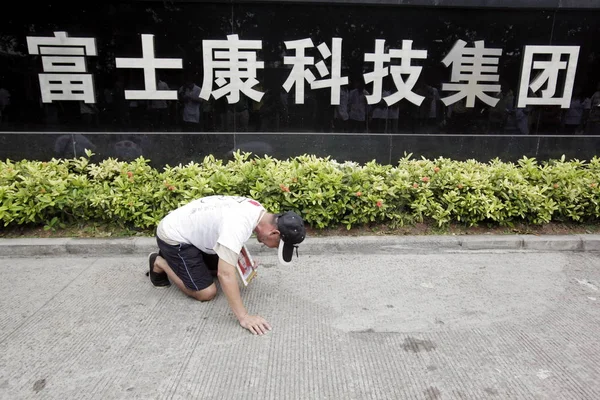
[277,211,306,264]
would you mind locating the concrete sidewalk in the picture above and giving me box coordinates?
[1,237,599,399]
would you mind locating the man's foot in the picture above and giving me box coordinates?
[148,252,170,288]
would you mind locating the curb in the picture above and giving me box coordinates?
[1,234,599,258]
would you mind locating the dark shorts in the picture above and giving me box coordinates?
[156,237,219,291]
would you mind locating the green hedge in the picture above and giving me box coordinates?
[1,150,599,231]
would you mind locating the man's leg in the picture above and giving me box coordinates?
[153,255,216,301]
[152,238,217,302]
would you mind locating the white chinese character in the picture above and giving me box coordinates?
[115,34,182,100]
[364,39,427,106]
[517,45,579,108]
[282,38,315,104]
[26,31,97,103]
[364,39,390,105]
[310,38,348,106]
[200,34,264,104]
[441,40,502,108]
[282,38,348,105]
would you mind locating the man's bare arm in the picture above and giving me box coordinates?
[217,258,272,335]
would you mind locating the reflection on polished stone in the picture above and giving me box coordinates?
[0,1,599,164]
[2,133,599,168]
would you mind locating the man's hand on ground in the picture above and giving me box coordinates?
[216,258,271,335]
[239,314,272,335]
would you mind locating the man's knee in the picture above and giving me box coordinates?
[191,284,217,302]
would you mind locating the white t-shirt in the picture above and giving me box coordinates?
[149,80,170,109]
[563,98,584,126]
[334,87,349,121]
[428,87,440,119]
[349,89,369,121]
[157,196,265,265]
[371,90,390,119]
[179,84,202,123]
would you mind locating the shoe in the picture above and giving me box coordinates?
[148,252,170,288]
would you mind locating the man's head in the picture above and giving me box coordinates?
[183,72,196,89]
[255,211,306,265]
